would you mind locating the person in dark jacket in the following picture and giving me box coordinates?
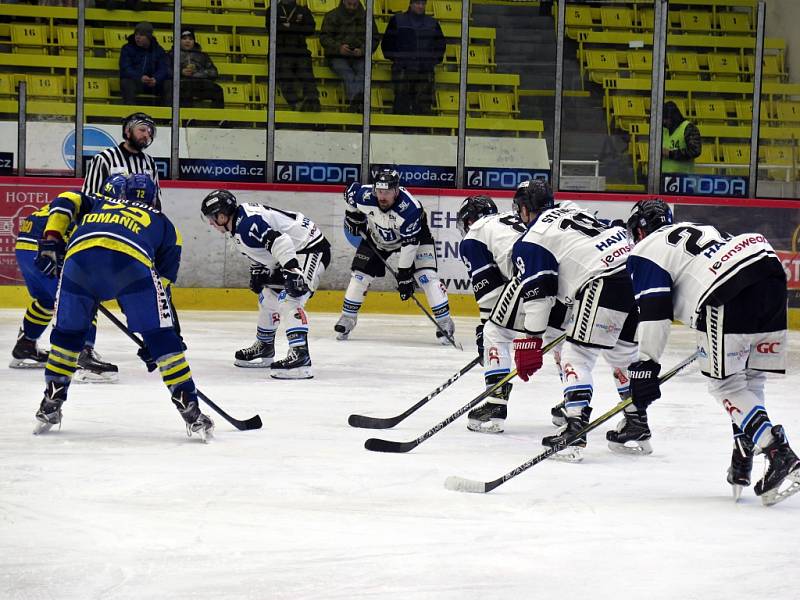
[381,0,445,115]
[662,100,702,174]
[119,22,172,106]
[168,28,224,109]
[320,0,380,112]
[266,0,321,111]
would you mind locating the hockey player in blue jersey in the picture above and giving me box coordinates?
[33,174,214,441]
[10,175,127,381]
[201,189,330,379]
[336,168,454,343]
[625,198,799,505]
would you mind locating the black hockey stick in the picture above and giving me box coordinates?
[359,234,463,350]
[364,334,567,452]
[444,350,701,493]
[348,355,481,429]
[98,304,263,431]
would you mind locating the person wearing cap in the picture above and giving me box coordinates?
[381,0,445,115]
[167,28,224,110]
[119,21,172,106]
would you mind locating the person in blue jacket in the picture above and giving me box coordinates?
[119,22,173,106]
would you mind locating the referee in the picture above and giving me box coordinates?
[82,112,163,209]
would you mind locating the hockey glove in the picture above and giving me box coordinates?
[344,211,368,237]
[35,238,66,278]
[628,359,661,411]
[282,268,310,298]
[476,323,485,366]
[513,337,543,382]
[397,267,416,301]
[249,264,271,294]
[137,346,158,373]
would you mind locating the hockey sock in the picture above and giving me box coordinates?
[286,306,309,346]
[710,371,775,450]
[564,388,592,417]
[44,343,80,389]
[342,272,372,317]
[22,299,54,341]
[418,271,450,322]
[257,327,276,345]
[83,322,99,348]
[156,351,195,395]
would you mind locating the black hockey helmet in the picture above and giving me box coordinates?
[122,112,156,149]
[201,189,238,221]
[626,198,674,243]
[512,179,554,214]
[374,168,400,191]
[457,195,498,236]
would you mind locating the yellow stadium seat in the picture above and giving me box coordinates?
[307,0,338,14]
[432,0,462,22]
[370,86,392,112]
[707,54,740,81]
[220,0,254,12]
[776,101,800,125]
[467,45,493,70]
[694,98,727,123]
[600,6,633,30]
[57,26,94,56]
[383,0,408,14]
[745,55,784,81]
[735,100,752,122]
[253,82,267,106]
[612,95,647,132]
[626,50,652,76]
[667,52,701,80]
[586,50,620,84]
[637,8,654,30]
[0,73,14,98]
[239,34,269,63]
[104,29,131,53]
[443,44,460,67]
[718,12,751,33]
[306,36,323,61]
[84,77,112,100]
[26,74,65,98]
[565,3,594,30]
[195,32,232,62]
[153,30,173,49]
[763,145,796,181]
[721,144,750,176]
[478,91,515,116]
[182,0,211,11]
[677,11,712,33]
[695,144,718,175]
[436,89,459,114]
[220,81,251,106]
[11,24,49,55]
[635,141,649,176]
[318,84,343,109]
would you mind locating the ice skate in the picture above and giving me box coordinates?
[33,381,67,435]
[234,340,275,368]
[542,407,591,463]
[9,328,49,369]
[270,344,313,379]
[334,315,357,341]
[74,347,119,383]
[467,401,507,434]
[435,316,456,345]
[754,425,800,506]
[606,409,653,456]
[550,400,567,427]
[727,434,754,502]
[172,391,215,443]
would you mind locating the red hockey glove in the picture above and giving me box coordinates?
[513,337,543,382]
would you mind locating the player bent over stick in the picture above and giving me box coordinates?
[34,175,214,441]
[335,168,455,344]
[505,180,641,462]
[201,190,330,379]
[625,199,800,505]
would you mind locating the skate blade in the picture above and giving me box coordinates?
[335,331,350,341]
[467,420,504,434]
[73,369,119,384]
[9,358,47,369]
[761,471,800,507]
[607,439,653,456]
[33,419,57,435]
[270,366,313,380]
[233,358,272,368]
[731,484,744,502]
[546,445,584,463]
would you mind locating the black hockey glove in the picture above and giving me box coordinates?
[476,323,485,366]
[628,359,661,411]
[344,211,367,237]
[35,238,66,277]
[249,264,271,294]
[397,267,416,301]
[137,346,158,373]
[282,267,310,298]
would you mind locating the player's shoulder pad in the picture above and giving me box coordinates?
[392,188,422,217]
[529,205,574,234]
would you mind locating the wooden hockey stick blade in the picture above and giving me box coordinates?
[364,437,418,453]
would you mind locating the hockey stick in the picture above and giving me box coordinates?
[364,333,567,452]
[348,355,481,429]
[359,234,463,350]
[98,305,263,431]
[444,349,701,493]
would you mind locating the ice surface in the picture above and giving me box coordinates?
[1,309,799,600]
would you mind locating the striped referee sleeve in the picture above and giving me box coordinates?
[81,145,163,206]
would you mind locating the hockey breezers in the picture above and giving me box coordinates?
[360,234,462,350]
[349,356,481,429]
[364,334,566,453]
[444,350,701,493]
[99,305,263,431]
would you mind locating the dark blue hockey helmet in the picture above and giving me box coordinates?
[513,179,554,215]
[201,189,238,221]
[374,168,400,191]
[457,195,498,236]
[627,198,673,243]
[100,174,128,200]
[124,173,158,206]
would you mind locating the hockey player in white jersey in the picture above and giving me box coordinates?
[201,190,330,379]
[336,168,454,343]
[506,180,640,462]
[625,198,799,505]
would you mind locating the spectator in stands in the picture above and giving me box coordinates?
[662,100,702,174]
[266,0,321,112]
[381,0,445,115]
[320,0,380,113]
[168,28,224,109]
[119,22,172,107]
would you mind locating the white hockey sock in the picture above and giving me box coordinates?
[342,272,372,316]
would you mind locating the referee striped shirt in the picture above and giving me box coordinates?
[82,143,163,207]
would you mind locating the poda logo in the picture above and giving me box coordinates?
[756,342,780,354]
[473,278,489,292]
